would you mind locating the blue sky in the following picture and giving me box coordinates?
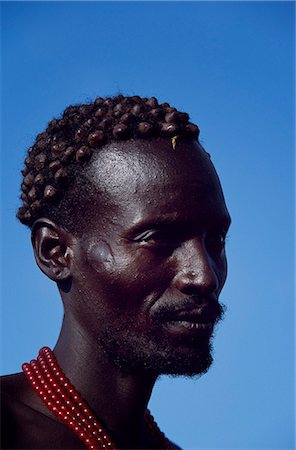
[1,2,295,449]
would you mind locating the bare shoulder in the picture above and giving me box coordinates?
[1,372,28,395]
[1,373,84,449]
[1,373,30,449]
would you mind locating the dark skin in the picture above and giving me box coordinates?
[1,138,231,449]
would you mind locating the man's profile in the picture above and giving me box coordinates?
[1,95,231,449]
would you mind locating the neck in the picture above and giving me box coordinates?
[53,314,157,447]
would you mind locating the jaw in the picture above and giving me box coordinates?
[97,315,217,377]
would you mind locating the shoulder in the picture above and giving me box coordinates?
[1,373,29,449]
[1,372,32,422]
[1,373,83,449]
[1,372,28,396]
[1,373,50,448]
[1,372,50,448]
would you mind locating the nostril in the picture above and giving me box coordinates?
[179,284,199,296]
[173,272,197,295]
[173,268,219,296]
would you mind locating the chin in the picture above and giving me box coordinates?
[99,328,214,377]
[143,340,214,377]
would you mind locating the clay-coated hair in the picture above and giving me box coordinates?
[18,95,200,233]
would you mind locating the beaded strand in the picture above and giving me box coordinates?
[22,347,171,449]
[39,349,112,448]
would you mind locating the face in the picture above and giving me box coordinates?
[68,138,231,376]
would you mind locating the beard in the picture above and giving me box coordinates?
[98,301,225,377]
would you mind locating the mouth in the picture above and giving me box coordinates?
[167,320,214,329]
[163,318,215,335]
[157,306,220,336]
[150,299,224,338]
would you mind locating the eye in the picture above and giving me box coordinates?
[206,231,228,254]
[133,229,174,247]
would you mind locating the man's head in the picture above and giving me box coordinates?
[18,95,231,377]
[18,95,199,232]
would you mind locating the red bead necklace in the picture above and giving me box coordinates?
[22,347,172,449]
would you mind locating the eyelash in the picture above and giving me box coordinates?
[133,229,229,251]
[133,229,170,245]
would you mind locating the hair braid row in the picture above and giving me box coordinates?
[18,95,199,228]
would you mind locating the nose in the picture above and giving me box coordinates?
[172,239,219,297]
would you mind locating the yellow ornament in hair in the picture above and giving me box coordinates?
[171,135,179,150]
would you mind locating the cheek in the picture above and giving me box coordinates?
[86,239,136,284]
[86,239,115,272]
[85,240,173,304]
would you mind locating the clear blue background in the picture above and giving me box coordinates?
[1,2,295,449]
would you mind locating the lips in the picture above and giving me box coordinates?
[166,320,214,330]
[158,307,221,325]
[151,299,224,336]
[164,312,216,332]
[163,317,215,338]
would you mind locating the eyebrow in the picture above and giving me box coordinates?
[129,213,185,232]
[127,212,232,236]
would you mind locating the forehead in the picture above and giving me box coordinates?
[84,138,228,227]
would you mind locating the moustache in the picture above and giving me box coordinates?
[151,297,225,325]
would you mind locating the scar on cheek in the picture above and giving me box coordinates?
[86,240,114,271]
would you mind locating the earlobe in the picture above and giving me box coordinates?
[31,219,74,282]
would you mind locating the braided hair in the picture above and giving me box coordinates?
[18,95,199,233]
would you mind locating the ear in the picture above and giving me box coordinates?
[31,218,75,282]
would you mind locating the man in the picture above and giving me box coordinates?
[1,95,231,449]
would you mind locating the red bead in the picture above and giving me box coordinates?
[21,347,172,449]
